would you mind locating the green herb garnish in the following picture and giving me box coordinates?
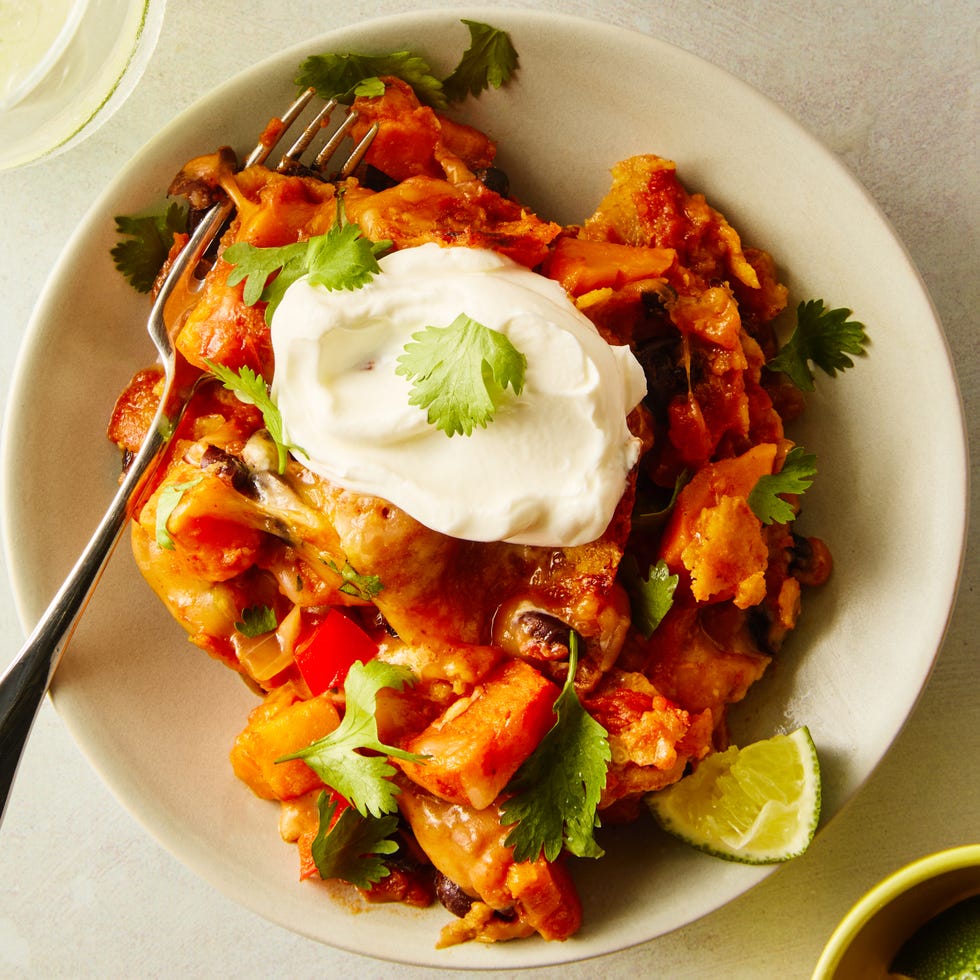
[747,446,818,525]
[223,220,390,325]
[204,361,303,475]
[621,557,679,638]
[110,200,189,293]
[632,470,689,532]
[500,635,610,862]
[309,793,400,887]
[297,50,446,108]
[396,313,527,437]
[282,660,425,818]
[442,21,520,103]
[235,604,278,637]
[767,300,868,391]
[296,20,518,109]
[154,476,202,550]
[325,559,384,601]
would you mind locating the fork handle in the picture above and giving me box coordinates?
[0,424,168,826]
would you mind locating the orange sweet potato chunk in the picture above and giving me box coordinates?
[230,688,340,800]
[399,659,558,809]
[351,76,496,181]
[505,857,582,942]
[658,443,777,608]
[543,236,676,296]
[659,443,776,570]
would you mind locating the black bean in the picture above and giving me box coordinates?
[516,610,571,660]
[789,532,813,572]
[434,872,475,918]
[200,444,253,496]
[362,165,397,191]
[476,167,510,197]
[635,336,686,414]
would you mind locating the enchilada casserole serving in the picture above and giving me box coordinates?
[107,74,834,947]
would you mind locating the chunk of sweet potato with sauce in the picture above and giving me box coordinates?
[230,687,340,800]
[107,366,164,455]
[505,857,583,942]
[683,495,769,608]
[351,77,496,182]
[542,236,676,296]
[583,154,761,290]
[660,443,777,607]
[351,175,560,269]
[586,669,713,810]
[399,659,558,809]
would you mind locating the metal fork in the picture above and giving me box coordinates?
[0,88,377,826]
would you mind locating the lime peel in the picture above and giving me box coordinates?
[646,726,821,864]
[890,893,980,980]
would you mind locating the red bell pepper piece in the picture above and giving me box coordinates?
[294,609,378,695]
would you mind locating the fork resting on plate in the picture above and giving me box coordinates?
[0,88,377,826]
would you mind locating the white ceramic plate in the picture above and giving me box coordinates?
[1,9,967,970]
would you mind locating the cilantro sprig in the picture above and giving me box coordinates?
[235,604,278,637]
[111,199,189,293]
[767,300,869,391]
[747,446,818,525]
[396,313,527,437]
[204,361,303,475]
[325,559,384,601]
[309,793,400,888]
[442,21,520,103]
[223,219,390,325]
[282,660,425,818]
[297,51,446,108]
[621,557,679,638]
[296,20,518,109]
[500,635,610,863]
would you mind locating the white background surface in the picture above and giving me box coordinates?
[0,1,976,977]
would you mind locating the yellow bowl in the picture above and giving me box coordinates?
[813,844,980,979]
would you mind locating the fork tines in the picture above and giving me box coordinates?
[264,87,379,181]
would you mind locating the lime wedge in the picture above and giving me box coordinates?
[890,893,980,980]
[646,726,821,864]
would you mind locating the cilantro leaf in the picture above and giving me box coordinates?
[747,446,818,525]
[325,559,384,601]
[154,476,202,550]
[111,199,188,293]
[296,50,447,109]
[621,557,679,638]
[204,361,304,474]
[767,300,869,391]
[396,313,527,437]
[295,21,517,109]
[235,605,278,637]
[443,21,519,103]
[310,793,400,888]
[223,240,309,321]
[304,222,389,291]
[282,660,425,818]
[500,635,610,863]
[223,221,389,325]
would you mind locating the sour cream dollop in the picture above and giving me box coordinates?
[271,243,646,547]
